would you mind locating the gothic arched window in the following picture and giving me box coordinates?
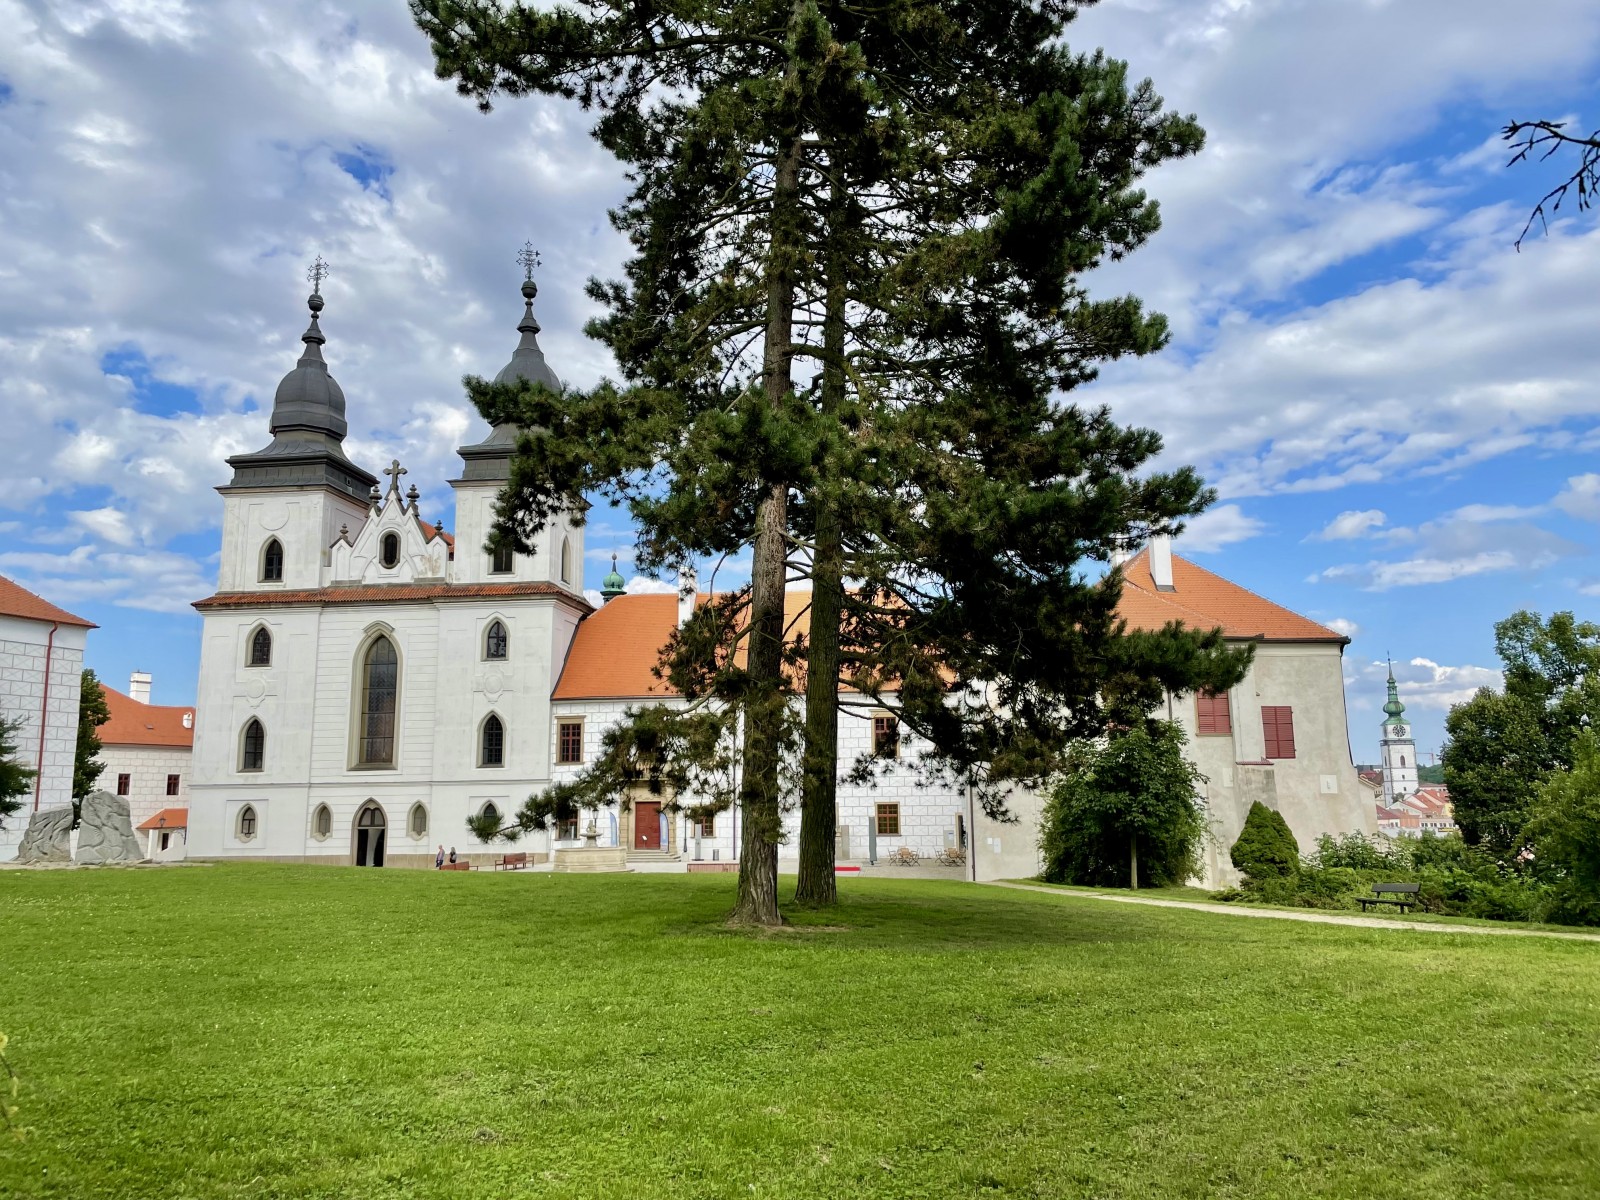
[560,536,572,583]
[311,804,333,840]
[261,539,284,582]
[484,620,508,661]
[481,800,502,828]
[358,636,398,765]
[249,626,272,667]
[237,804,258,840]
[409,803,428,838]
[480,714,505,768]
[240,719,265,772]
[380,532,400,569]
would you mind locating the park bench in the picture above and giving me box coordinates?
[441,861,472,871]
[494,852,529,871]
[1358,882,1420,913]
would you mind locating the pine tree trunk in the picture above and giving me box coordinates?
[733,106,805,928]
[793,179,849,909]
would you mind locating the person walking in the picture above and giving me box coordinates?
[435,844,445,870]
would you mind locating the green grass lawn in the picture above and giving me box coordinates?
[3,866,1599,1199]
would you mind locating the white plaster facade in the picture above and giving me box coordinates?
[0,600,91,861]
[100,744,192,835]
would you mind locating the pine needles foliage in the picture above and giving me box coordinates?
[1229,801,1300,882]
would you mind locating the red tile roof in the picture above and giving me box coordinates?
[0,573,95,628]
[136,807,188,831]
[194,582,588,611]
[1118,548,1346,643]
[100,686,195,748]
[554,551,1341,701]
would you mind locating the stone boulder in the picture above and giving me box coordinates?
[75,790,145,865]
[15,806,73,864]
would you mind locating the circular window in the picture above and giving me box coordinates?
[381,532,400,569]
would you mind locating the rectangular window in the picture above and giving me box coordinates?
[557,720,584,765]
[490,544,514,575]
[695,813,716,838]
[557,814,580,841]
[875,803,901,837]
[1196,692,1232,736]
[1262,706,1297,759]
[872,714,900,759]
[116,773,130,796]
[166,774,181,796]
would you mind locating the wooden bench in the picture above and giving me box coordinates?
[440,861,472,871]
[1358,882,1420,913]
[494,852,529,871]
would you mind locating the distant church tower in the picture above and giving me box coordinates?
[1379,662,1418,804]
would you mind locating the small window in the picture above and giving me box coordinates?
[557,813,579,840]
[481,714,505,768]
[481,801,502,828]
[166,774,180,797]
[560,536,571,583]
[409,803,428,838]
[1196,691,1232,736]
[557,720,584,765]
[116,773,131,796]
[241,718,265,772]
[695,813,716,838]
[490,542,514,574]
[1262,706,1296,760]
[875,803,901,837]
[380,532,400,569]
[261,538,284,582]
[159,830,171,851]
[237,804,258,841]
[250,626,272,667]
[485,620,508,661]
[873,714,900,759]
[1400,754,1407,768]
[312,804,333,839]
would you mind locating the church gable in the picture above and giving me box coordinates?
[329,460,450,586]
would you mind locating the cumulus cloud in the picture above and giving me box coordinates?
[1325,617,1361,639]
[1346,655,1503,714]
[1312,509,1387,541]
[1177,503,1265,552]
[1315,513,1581,590]
[1554,473,1600,521]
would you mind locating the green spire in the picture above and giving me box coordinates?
[1382,659,1407,728]
[600,553,626,602]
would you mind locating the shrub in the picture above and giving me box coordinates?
[1230,802,1299,881]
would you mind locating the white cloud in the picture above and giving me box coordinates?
[1325,617,1361,639]
[1346,655,1502,714]
[1315,514,1581,591]
[68,507,136,547]
[1312,509,1386,541]
[1554,473,1600,521]
[1177,503,1264,552]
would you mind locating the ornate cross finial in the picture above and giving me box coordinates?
[516,242,541,282]
[384,459,407,494]
[306,255,330,294]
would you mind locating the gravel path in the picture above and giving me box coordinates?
[988,880,1600,943]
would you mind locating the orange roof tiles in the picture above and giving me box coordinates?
[554,550,1344,702]
[100,686,194,748]
[0,573,95,628]
[194,582,586,611]
[136,807,188,831]
[1118,548,1346,643]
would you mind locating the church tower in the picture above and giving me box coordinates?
[1379,663,1418,804]
[450,247,585,593]
[216,259,377,591]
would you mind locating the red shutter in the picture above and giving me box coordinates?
[1262,706,1296,759]
[1197,693,1232,736]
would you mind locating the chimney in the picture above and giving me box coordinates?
[129,670,152,705]
[678,567,697,629]
[1149,535,1175,591]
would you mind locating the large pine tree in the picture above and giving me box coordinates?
[415,0,1250,922]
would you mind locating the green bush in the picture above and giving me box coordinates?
[1230,802,1299,881]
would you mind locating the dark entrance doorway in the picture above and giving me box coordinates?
[355,803,387,866]
[633,801,662,850]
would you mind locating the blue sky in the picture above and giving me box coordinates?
[1,0,1597,768]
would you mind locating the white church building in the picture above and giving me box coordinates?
[186,267,1376,884]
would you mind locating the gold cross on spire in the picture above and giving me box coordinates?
[517,242,541,282]
[306,255,330,294]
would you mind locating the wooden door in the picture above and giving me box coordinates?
[634,802,661,850]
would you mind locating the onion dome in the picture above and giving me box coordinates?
[1382,661,1408,730]
[601,553,626,602]
[226,261,376,500]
